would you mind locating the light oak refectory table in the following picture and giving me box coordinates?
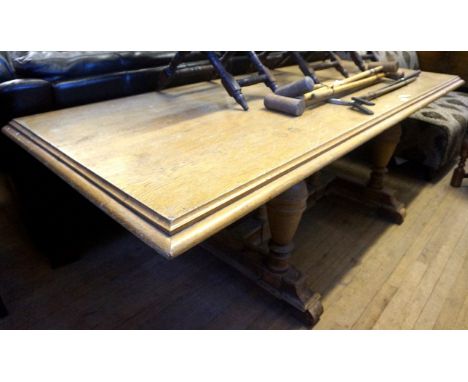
[3,63,463,325]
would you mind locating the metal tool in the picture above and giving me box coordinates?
[158,51,277,111]
[358,70,422,101]
[327,70,421,115]
[264,73,384,116]
[328,97,375,115]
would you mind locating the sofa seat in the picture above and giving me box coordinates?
[374,51,468,177]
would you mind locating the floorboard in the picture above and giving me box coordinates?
[1,158,467,330]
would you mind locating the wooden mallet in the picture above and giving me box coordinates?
[265,73,386,116]
[270,61,400,100]
[333,61,399,86]
[274,77,315,98]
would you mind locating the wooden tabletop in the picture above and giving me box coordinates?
[3,63,463,258]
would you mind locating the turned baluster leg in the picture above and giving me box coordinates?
[366,124,406,223]
[266,181,308,274]
[368,124,402,190]
[349,51,367,71]
[265,180,323,325]
[203,180,323,326]
[365,124,407,222]
[328,51,349,78]
[327,125,406,224]
[206,52,248,111]
[290,51,319,83]
[451,135,468,187]
[158,51,190,89]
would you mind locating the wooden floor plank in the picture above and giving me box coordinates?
[373,190,467,329]
[372,261,428,329]
[352,180,453,328]
[411,219,468,329]
[1,159,468,330]
[296,196,380,295]
[433,254,468,329]
[315,167,452,329]
[455,295,468,328]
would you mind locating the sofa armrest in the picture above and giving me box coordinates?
[0,78,54,121]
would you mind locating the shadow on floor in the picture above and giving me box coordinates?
[0,155,456,329]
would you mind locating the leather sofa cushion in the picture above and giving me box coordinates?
[0,79,54,121]
[12,51,127,82]
[53,72,128,108]
[9,51,208,82]
[0,53,15,82]
[117,51,205,71]
[52,65,217,109]
[54,69,166,108]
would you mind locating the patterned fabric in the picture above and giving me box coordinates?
[373,51,420,70]
[398,92,468,170]
[374,51,468,173]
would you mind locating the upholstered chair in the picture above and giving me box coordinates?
[374,51,468,179]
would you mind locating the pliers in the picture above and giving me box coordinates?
[327,97,375,115]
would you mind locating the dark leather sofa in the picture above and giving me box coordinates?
[0,51,253,124]
[0,51,266,170]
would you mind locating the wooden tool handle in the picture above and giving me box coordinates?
[333,61,398,88]
[264,73,386,116]
[304,73,385,102]
[275,77,315,98]
[333,66,383,87]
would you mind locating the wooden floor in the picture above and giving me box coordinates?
[1,158,468,329]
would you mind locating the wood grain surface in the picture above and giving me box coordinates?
[2,63,463,257]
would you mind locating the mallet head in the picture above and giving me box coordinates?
[367,61,400,73]
[275,77,315,98]
[264,94,306,116]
